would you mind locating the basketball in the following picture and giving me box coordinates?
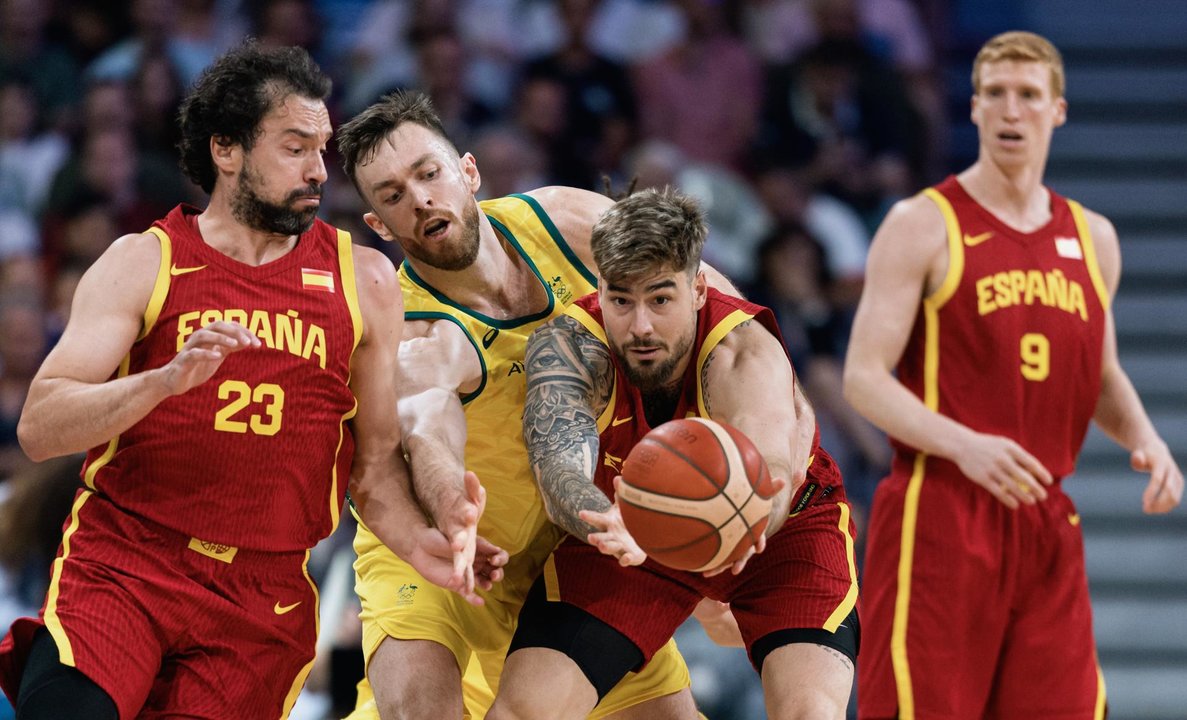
[617,418,776,572]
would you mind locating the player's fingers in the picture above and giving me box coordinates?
[578,509,610,531]
[1014,446,1053,487]
[983,475,1020,509]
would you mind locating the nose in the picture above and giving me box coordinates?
[629,306,655,338]
[409,182,433,210]
[306,151,328,186]
[1003,91,1021,120]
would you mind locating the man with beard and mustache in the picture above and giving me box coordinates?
[490,188,858,720]
[0,43,493,720]
[334,92,798,720]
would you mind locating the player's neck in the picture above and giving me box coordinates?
[958,159,1052,232]
[198,193,299,267]
[406,215,548,320]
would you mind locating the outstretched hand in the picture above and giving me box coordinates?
[402,522,507,607]
[443,470,488,598]
[1133,442,1183,514]
[580,476,647,566]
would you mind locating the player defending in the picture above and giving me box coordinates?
[335,92,697,719]
[487,188,859,720]
[844,31,1183,719]
[0,43,466,718]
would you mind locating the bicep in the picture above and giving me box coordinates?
[33,234,160,386]
[705,326,797,474]
[846,200,944,374]
[348,249,403,457]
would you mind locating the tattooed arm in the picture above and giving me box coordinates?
[523,315,617,539]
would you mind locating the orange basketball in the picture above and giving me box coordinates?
[618,418,776,572]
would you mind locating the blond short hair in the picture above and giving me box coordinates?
[972,31,1065,98]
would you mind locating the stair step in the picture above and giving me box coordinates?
[1049,124,1187,163]
[1084,532,1187,584]
[1045,178,1187,219]
[1027,0,1187,50]
[1095,665,1187,720]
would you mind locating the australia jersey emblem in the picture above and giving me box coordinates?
[396,583,419,606]
[549,275,573,304]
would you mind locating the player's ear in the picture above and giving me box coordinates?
[1053,97,1068,127]
[211,135,241,176]
[363,212,395,242]
[693,270,708,310]
[460,152,481,194]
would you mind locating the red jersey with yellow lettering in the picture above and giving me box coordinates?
[82,204,362,552]
[858,178,1110,719]
[570,287,841,503]
[892,175,1108,479]
[541,288,856,667]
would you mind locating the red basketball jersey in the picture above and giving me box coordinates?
[568,288,842,505]
[893,176,1109,479]
[81,205,362,551]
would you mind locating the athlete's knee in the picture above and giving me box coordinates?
[765,686,849,720]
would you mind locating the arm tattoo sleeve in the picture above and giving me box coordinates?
[523,315,616,538]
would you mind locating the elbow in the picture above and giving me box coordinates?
[840,363,863,409]
[17,417,54,463]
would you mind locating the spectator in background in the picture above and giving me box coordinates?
[248,0,324,62]
[0,0,82,133]
[634,0,762,171]
[629,140,772,286]
[753,165,869,313]
[756,37,920,224]
[414,29,497,153]
[0,80,69,218]
[523,0,638,194]
[86,0,215,88]
[0,455,84,617]
[470,125,546,201]
[511,74,587,187]
[129,52,187,159]
[0,294,48,480]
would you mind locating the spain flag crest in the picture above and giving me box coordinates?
[301,268,335,293]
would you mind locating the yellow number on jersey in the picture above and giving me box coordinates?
[214,380,285,435]
[1020,332,1050,382]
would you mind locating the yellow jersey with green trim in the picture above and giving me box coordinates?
[399,193,598,555]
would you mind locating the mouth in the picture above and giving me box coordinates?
[293,196,321,207]
[423,217,450,239]
[997,130,1024,145]
[628,346,662,362]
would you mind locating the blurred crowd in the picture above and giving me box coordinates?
[0,0,953,716]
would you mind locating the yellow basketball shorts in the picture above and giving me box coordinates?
[349,521,690,718]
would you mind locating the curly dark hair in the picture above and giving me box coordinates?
[336,91,454,191]
[178,41,331,193]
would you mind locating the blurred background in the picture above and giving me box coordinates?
[0,0,1182,718]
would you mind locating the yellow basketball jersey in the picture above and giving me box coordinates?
[399,194,598,555]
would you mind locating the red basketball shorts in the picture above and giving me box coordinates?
[545,487,859,667]
[0,490,319,719]
[858,463,1105,720]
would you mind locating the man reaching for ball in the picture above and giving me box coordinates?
[487,188,859,720]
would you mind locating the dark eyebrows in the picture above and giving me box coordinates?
[605,278,678,294]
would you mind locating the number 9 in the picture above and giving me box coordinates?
[1020,332,1049,382]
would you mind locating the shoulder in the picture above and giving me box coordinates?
[351,245,401,310]
[1077,204,1121,292]
[522,186,613,237]
[865,192,950,279]
[874,192,948,246]
[89,231,164,288]
[709,317,785,369]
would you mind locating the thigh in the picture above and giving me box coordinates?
[727,499,859,668]
[858,471,1008,720]
[988,494,1103,720]
[762,641,854,720]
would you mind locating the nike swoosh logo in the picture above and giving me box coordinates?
[963,231,993,247]
[273,601,301,615]
[170,264,207,276]
[1067,513,1081,526]
[611,416,632,427]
